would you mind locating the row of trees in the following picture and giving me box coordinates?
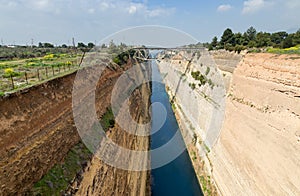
[209,27,300,52]
[37,42,95,48]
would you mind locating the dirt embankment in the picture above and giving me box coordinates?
[76,62,152,196]
[0,59,151,195]
[211,53,300,195]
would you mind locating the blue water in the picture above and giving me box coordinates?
[150,61,203,196]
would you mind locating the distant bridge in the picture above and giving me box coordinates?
[132,46,205,51]
[130,46,205,60]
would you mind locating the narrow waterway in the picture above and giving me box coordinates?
[150,60,203,196]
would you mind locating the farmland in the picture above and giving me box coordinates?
[0,47,83,94]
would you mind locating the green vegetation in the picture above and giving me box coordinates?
[100,107,115,132]
[0,91,4,96]
[208,26,300,54]
[190,70,215,90]
[171,101,176,110]
[189,83,196,90]
[0,51,79,92]
[205,67,210,75]
[31,142,92,195]
[266,45,300,54]
[113,49,137,65]
[200,175,212,196]
[192,151,197,160]
[3,68,22,78]
[204,143,211,154]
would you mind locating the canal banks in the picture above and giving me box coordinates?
[157,49,300,195]
[150,61,203,196]
[155,57,217,195]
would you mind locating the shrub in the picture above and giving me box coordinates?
[100,107,115,132]
[189,83,196,90]
[3,68,21,78]
[4,68,14,75]
[205,67,210,75]
[66,61,72,66]
[43,54,55,60]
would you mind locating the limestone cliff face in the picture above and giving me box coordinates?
[211,53,300,195]
[0,59,150,195]
[157,50,300,195]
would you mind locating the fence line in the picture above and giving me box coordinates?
[0,63,79,92]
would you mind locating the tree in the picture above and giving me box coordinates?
[44,43,54,48]
[87,42,95,48]
[245,26,257,41]
[77,42,86,48]
[101,43,107,48]
[211,36,218,48]
[61,44,68,48]
[256,32,271,47]
[234,33,245,46]
[270,31,288,46]
[282,34,294,48]
[220,28,235,48]
[292,30,300,45]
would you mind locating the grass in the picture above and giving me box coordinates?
[31,142,92,195]
[266,45,300,55]
[0,53,80,92]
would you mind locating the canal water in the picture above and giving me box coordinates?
[150,60,203,196]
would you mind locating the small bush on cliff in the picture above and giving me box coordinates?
[189,83,196,90]
[100,107,115,132]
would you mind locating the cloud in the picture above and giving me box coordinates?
[127,3,145,14]
[146,7,176,17]
[242,0,265,14]
[128,5,137,14]
[217,4,232,12]
[125,2,175,17]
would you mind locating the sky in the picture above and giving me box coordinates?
[0,0,299,46]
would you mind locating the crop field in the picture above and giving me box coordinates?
[0,52,83,94]
[0,45,134,96]
[0,48,89,96]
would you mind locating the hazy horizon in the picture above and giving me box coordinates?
[0,0,299,45]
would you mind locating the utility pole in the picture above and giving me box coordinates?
[1,38,3,45]
[31,38,34,47]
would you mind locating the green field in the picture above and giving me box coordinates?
[0,52,82,94]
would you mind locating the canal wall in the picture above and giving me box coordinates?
[75,60,152,196]
[157,50,300,195]
[0,58,151,195]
